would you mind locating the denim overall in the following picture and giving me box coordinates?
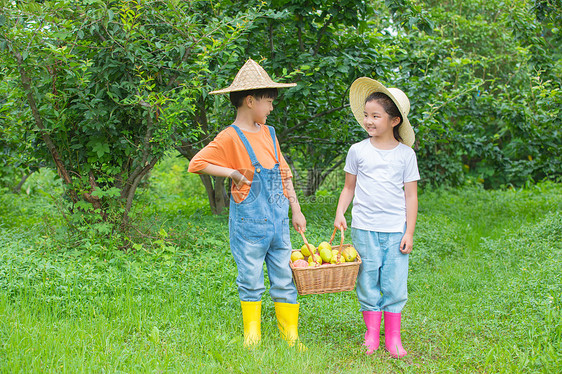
[228,125,297,304]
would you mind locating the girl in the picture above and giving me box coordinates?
[334,77,419,358]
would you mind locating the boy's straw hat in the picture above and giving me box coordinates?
[349,77,415,147]
[209,58,297,95]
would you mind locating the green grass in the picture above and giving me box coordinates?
[0,159,560,373]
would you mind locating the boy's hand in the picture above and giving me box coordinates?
[400,233,414,254]
[292,211,306,233]
[334,213,347,231]
[230,170,251,190]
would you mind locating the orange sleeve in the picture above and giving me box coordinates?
[188,125,294,203]
[187,129,232,174]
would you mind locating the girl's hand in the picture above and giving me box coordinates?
[334,214,347,231]
[292,211,307,233]
[230,170,251,190]
[400,233,414,254]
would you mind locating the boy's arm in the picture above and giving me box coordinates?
[282,176,307,232]
[200,164,250,190]
[334,172,357,230]
[400,181,418,254]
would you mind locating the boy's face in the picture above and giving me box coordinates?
[249,96,274,125]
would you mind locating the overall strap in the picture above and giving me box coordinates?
[230,125,260,166]
[267,126,279,163]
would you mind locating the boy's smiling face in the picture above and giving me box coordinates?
[249,96,274,125]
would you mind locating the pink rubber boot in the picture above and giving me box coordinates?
[362,311,382,354]
[384,312,407,358]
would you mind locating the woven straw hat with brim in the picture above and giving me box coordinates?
[209,58,297,95]
[349,77,415,147]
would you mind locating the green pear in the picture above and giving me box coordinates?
[300,243,315,257]
[319,247,332,263]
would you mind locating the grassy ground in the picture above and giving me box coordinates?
[0,159,560,373]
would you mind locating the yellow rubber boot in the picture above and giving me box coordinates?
[241,301,261,347]
[274,302,306,350]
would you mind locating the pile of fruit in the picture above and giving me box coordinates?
[291,241,358,268]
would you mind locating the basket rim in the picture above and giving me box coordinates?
[289,253,362,271]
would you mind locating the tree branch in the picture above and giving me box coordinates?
[13,48,78,202]
[176,138,198,159]
[425,83,482,120]
[297,25,305,52]
[13,171,34,194]
[313,13,335,56]
[121,107,154,199]
[82,170,107,220]
[164,14,251,89]
[320,157,344,180]
[269,21,275,59]
[284,154,304,193]
[279,104,349,139]
[122,157,158,226]
[141,104,154,166]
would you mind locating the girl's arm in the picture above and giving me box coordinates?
[334,173,357,230]
[283,177,307,233]
[400,181,418,254]
[199,164,250,190]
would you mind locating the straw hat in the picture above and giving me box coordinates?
[209,58,297,95]
[349,77,415,147]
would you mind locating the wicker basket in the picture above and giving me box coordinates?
[290,228,362,295]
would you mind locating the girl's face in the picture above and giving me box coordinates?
[363,100,400,139]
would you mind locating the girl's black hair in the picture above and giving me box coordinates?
[229,88,278,108]
[365,92,403,142]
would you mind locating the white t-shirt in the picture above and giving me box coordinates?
[344,139,420,232]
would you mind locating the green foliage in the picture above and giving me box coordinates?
[0,0,263,228]
[532,0,562,61]
[184,0,561,206]
[134,150,211,218]
[0,66,39,189]
[0,168,63,230]
[1,0,561,217]
[385,0,562,188]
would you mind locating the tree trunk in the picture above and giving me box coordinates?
[13,49,78,203]
[305,158,344,197]
[177,139,229,215]
[13,170,35,193]
[199,175,228,215]
[175,95,229,215]
[121,157,159,227]
[305,168,322,197]
[284,155,305,194]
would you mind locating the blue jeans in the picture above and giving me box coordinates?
[228,125,297,304]
[351,227,409,313]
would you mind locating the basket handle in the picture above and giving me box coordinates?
[300,230,320,265]
[329,227,337,245]
[330,226,345,261]
[329,226,345,246]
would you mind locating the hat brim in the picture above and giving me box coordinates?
[209,82,297,95]
[349,77,415,147]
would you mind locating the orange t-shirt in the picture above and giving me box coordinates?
[188,125,293,203]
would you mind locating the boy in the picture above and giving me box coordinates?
[188,59,306,348]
